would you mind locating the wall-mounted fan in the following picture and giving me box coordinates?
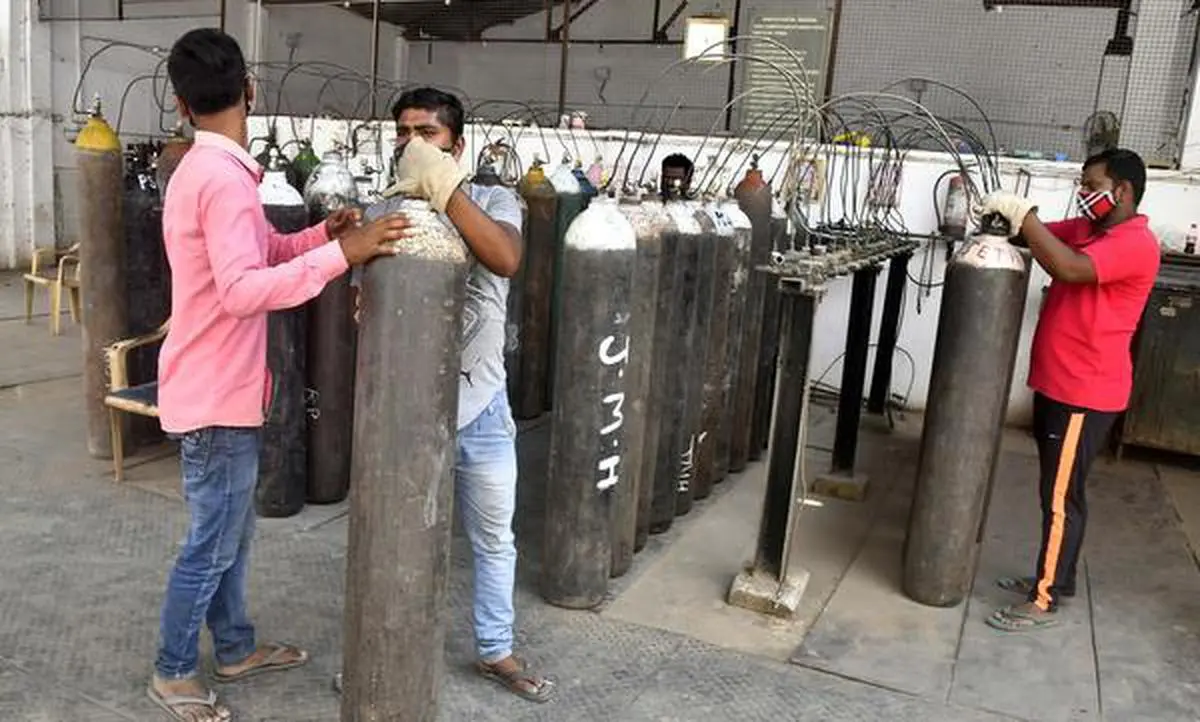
[1083,111,1121,158]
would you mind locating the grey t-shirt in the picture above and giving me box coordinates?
[361,183,522,429]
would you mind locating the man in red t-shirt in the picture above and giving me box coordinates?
[978,148,1160,632]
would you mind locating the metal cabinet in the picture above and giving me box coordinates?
[1121,256,1200,457]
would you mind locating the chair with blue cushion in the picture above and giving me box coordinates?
[103,320,169,481]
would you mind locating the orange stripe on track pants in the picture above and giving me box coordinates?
[1035,412,1085,611]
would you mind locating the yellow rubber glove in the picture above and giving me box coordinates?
[977,191,1038,236]
[382,136,468,212]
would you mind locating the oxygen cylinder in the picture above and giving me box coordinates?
[940,174,969,239]
[303,148,359,504]
[586,157,604,188]
[904,213,1029,608]
[155,123,192,201]
[255,131,300,190]
[257,157,311,519]
[343,197,467,722]
[76,100,129,459]
[291,140,321,192]
[714,198,753,481]
[506,191,529,406]
[573,160,598,205]
[650,200,704,532]
[542,194,636,609]
[674,205,717,515]
[545,158,585,410]
[512,162,558,419]
[751,198,788,458]
[612,193,667,573]
[731,166,773,471]
[122,142,169,448]
[640,196,680,542]
[475,159,502,187]
[693,202,736,500]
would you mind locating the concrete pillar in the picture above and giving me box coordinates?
[0,0,57,270]
[1180,20,1200,170]
[1121,0,1197,167]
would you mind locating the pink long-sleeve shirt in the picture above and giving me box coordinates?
[157,130,349,434]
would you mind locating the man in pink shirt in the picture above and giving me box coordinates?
[149,28,408,722]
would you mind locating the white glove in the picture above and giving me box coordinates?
[382,136,468,212]
[976,192,1037,235]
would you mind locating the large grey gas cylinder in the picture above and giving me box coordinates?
[904,214,1030,607]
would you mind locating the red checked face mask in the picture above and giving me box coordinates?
[1076,188,1117,222]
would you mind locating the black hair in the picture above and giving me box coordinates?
[662,153,694,176]
[1083,148,1146,206]
[391,87,465,142]
[167,28,248,116]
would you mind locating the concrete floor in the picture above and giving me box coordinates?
[3,269,1200,721]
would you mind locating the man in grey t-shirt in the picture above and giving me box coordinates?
[347,88,554,703]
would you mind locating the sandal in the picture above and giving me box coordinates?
[996,576,1074,598]
[213,642,309,684]
[476,656,556,703]
[986,603,1060,633]
[147,684,232,722]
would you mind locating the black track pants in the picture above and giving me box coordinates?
[1028,392,1118,611]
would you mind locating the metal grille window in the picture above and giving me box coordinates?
[59,0,1200,168]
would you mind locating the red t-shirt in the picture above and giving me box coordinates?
[1028,214,1160,412]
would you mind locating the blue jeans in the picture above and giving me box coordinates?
[156,427,260,679]
[457,390,519,664]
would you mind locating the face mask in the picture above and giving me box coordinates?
[1076,188,1116,222]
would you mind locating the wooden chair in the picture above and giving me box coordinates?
[103,320,169,481]
[22,243,82,336]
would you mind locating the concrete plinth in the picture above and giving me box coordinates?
[814,471,869,502]
[727,565,810,619]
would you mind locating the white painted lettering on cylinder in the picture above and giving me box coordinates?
[598,335,629,366]
[595,334,630,491]
[600,393,625,435]
[596,455,620,491]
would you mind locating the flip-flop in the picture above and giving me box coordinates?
[212,642,309,684]
[476,656,556,703]
[996,576,1075,598]
[147,683,232,722]
[986,604,1061,633]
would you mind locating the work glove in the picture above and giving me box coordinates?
[975,192,1037,236]
[382,136,468,212]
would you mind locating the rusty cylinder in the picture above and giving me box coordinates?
[342,198,468,722]
[76,104,129,459]
[612,194,667,574]
[751,200,788,458]
[649,201,701,533]
[714,198,753,481]
[512,163,558,419]
[692,203,735,500]
[542,195,636,609]
[155,123,192,201]
[676,207,716,515]
[730,168,772,471]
